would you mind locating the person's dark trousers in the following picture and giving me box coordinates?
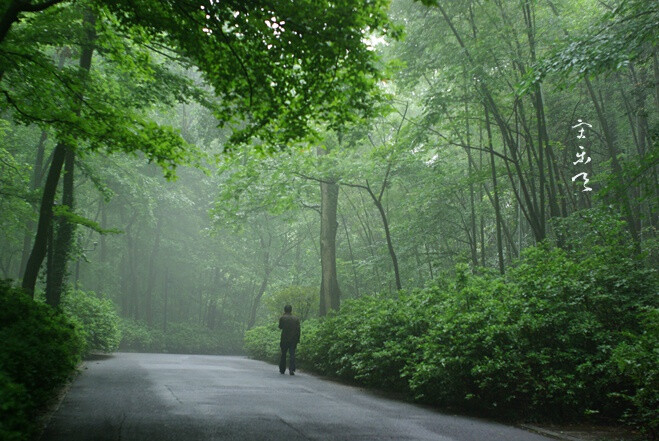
[279,341,297,374]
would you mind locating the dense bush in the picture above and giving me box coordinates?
[62,289,122,354]
[120,319,243,354]
[610,308,659,436]
[243,211,658,433]
[0,280,85,441]
[119,319,164,352]
[0,371,30,441]
[243,323,281,363]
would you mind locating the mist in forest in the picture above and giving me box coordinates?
[0,0,656,351]
[1,0,657,436]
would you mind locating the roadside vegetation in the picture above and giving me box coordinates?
[0,280,128,440]
[246,210,658,436]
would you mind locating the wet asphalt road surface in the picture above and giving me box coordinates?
[40,353,552,441]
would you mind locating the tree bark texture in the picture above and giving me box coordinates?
[45,145,74,307]
[319,177,341,316]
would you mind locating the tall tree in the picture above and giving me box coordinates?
[318,144,342,315]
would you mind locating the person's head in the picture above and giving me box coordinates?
[284,304,292,313]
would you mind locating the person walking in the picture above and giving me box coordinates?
[279,304,300,375]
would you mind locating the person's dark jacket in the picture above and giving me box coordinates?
[279,313,300,345]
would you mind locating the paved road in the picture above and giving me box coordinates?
[40,353,552,441]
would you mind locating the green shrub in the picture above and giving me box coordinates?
[610,308,659,437]
[296,318,321,366]
[119,319,163,352]
[406,277,524,415]
[0,280,84,441]
[0,371,30,441]
[120,319,243,354]
[244,323,280,363]
[407,240,656,422]
[62,289,122,354]
[164,322,224,354]
[303,294,428,390]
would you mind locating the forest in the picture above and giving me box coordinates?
[0,0,657,439]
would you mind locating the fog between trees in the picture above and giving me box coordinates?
[0,1,657,431]
[1,0,656,347]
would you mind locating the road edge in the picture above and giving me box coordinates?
[31,361,86,441]
[519,424,590,441]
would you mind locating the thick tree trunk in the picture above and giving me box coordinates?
[20,9,95,297]
[44,10,96,306]
[247,232,272,329]
[21,143,66,296]
[319,168,341,316]
[45,145,75,307]
[247,270,269,329]
[18,49,69,280]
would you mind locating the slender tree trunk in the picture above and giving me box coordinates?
[517,180,523,255]
[424,243,434,280]
[479,129,486,266]
[367,186,402,290]
[144,216,163,326]
[343,188,381,282]
[340,213,360,297]
[358,191,379,268]
[584,77,640,245]
[523,1,559,229]
[653,48,659,112]
[464,72,478,268]
[485,106,505,275]
[130,229,139,320]
[413,246,425,285]
[163,269,169,333]
[438,0,544,242]
[18,130,47,279]
[96,199,107,293]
